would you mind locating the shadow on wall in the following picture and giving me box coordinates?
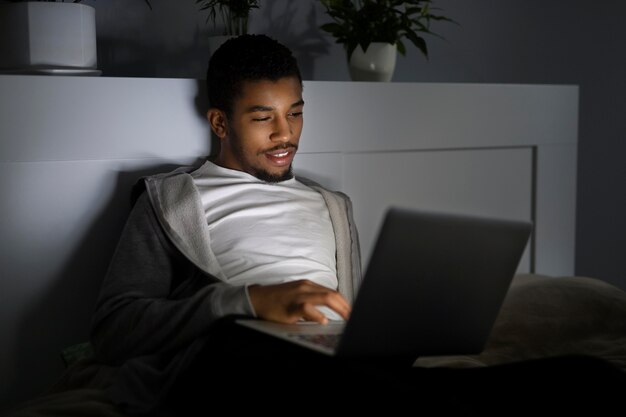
[195,79,220,157]
[98,25,211,79]
[257,1,330,81]
[96,2,327,80]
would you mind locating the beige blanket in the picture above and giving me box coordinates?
[415,274,626,370]
[6,274,626,416]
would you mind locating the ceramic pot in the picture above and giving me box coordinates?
[0,2,97,71]
[348,42,397,82]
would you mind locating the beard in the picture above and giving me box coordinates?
[229,132,296,183]
[253,164,294,183]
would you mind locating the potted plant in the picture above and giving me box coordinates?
[195,0,260,56]
[196,0,259,36]
[0,0,152,74]
[319,0,454,81]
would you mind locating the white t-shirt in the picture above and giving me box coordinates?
[194,161,338,294]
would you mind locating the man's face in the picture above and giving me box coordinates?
[215,76,304,182]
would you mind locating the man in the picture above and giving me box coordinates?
[90,34,362,414]
[89,34,626,416]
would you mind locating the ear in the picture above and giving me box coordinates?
[207,108,228,139]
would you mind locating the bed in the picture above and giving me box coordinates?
[5,272,625,416]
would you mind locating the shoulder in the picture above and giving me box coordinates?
[126,163,209,228]
[141,163,208,198]
[145,164,199,185]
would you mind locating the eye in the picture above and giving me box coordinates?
[252,116,271,122]
[288,111,303,118]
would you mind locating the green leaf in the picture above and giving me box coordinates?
[319,0,454,62]
[396,39,406,56]
[320,22,344,34]
[406,30,429,58]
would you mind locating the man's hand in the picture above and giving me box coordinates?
[247,280,351,324]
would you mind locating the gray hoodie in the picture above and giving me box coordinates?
[89,162,362,413]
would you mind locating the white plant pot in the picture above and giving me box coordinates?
[348,42,397,82]
[0,2,97,72]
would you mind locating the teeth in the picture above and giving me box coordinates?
[273,151,289,157]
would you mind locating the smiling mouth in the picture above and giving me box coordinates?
[264,145,297,166]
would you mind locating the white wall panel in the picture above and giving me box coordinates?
[534,143,578,276]
[0,76,212,162]
[300,82,578,153]
[341,148,533,271]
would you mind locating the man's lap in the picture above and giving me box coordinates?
[164,316,626,414]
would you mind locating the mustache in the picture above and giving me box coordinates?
[261,143,298,154]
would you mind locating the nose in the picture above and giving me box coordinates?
[270,116,291,143]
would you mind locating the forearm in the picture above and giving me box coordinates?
[91,281,253,364]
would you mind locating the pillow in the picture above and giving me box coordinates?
[415,274,626,370]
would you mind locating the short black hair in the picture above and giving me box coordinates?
[207,34,302,117]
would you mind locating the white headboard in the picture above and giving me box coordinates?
[0,75,578,408]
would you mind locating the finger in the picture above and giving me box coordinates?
[309,290,351,320]
[289,281,352,320]
[323,295,352,321]
[296,292,350,322]
[296,280,351,308]
[282,279,352,322]
[301,302,328,324]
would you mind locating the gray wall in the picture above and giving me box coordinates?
[88,0,626,291]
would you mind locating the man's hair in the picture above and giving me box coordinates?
[207,34,302,117]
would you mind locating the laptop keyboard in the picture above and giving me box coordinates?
[289,333,342,350]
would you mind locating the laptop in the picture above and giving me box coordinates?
[237,206,532,359]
